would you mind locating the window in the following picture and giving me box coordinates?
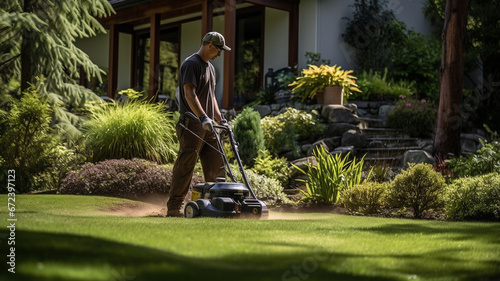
[234,11,262,104]
[136,27,179,98]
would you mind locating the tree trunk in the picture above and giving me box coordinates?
[20,0,33,93]
[434,0,469,159]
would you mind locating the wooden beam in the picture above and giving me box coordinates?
[244,0,297,11]
[202,0,214,36]
[288,1,299,70]
[107,24,119,99]
[223,0,236,109]
[148,13,161,101]
[100,0,203,27]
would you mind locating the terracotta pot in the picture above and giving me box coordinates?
[317,86,343,105]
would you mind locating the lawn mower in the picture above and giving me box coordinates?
[180,112,269,219]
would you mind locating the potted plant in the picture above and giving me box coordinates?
[289,64,361,105]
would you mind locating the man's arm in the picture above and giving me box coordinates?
[183,82,205,118]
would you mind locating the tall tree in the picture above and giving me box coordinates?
[434,0,469,158]
[0,0,114,141]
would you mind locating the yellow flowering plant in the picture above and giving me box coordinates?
[289,64,362,102]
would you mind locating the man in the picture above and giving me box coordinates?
[167,31,231,217]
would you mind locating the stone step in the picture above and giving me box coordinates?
[366,137,420,148]
[358,117,386,129]
[360,128,409,138]
[357,146,422,158]
[363,156,403,167]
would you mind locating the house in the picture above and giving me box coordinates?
[76,0,432,108]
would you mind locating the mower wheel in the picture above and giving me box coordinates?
[184,201,200,218]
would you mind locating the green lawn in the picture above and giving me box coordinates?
[1,194,499,281]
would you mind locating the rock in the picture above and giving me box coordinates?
[306,137,341,156]
[325,123,360,137]
[402,150,436,167]
[253,105,272,117]
[290,156,317,177]
[378,105,394,121]
[341,129,367,148]
[460,134,486,154]
[344,103,358,112]
[332,146,355,157]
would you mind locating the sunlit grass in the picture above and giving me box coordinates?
[1,194,499,281]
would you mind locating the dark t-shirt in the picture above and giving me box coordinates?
[178,53,217,119]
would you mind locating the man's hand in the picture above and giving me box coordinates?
[199,114,214,131]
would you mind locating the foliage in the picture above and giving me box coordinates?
[445,172,500,221]
[235,39,261,97]
[341,182,389,215]
[447,140,500,179]
[293,146,371,204]
[305,52,331,66]
[233,107,265,167]
[260,108,325,157]
[0,84,81,192]
[230,163,290,206]
[390,30,441,101]
[366,160,393,183]
[352,68,416,100]
[342,0,406,72]
[60,158,171,200]
[0,0,114,142]
[289,64,361,102]
[386,96,437,138]
[251,150,290,187]
[387,163,446,218]
[83,89,177,164]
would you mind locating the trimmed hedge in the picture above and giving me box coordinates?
[60,158,172,200]
[446,172,500,221]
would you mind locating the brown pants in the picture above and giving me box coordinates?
[167,115,225,214]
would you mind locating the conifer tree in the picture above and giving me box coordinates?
[0,0,114,142]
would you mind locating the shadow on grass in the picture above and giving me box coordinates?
[3,230,396,281]
[354,222,500,244]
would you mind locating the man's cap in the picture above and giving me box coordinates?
[203,31,231,51]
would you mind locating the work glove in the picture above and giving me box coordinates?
[199,114,214,131]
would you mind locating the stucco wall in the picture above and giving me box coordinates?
[308,0,433,70]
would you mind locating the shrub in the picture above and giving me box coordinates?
[352,69,416,101]
[0,85,74,192]
[342,0,406,72]
[294,146,371,204]
[261,108,325,156]
[387,163,446,218]
[341,182,389,215]
[390,30,441,101]
[230,163,290,206]
[84,89,177,164]
[251,149,291,187]
[60,158,171,200]
[386,96,437,138]
[447,140,500,179]
[445,172,500,221]
[233,107,265,167]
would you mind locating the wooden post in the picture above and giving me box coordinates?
[148,14,161,101]
[288,1,299,70]
[107,24,119,99]
[223,0,236,109]
[202,0,214,36]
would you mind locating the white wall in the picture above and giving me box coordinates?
[75,32,131,94]
[264,8,289,72]
[298,0,318,69]
[117,33,132,91]
[300,0,433,71]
